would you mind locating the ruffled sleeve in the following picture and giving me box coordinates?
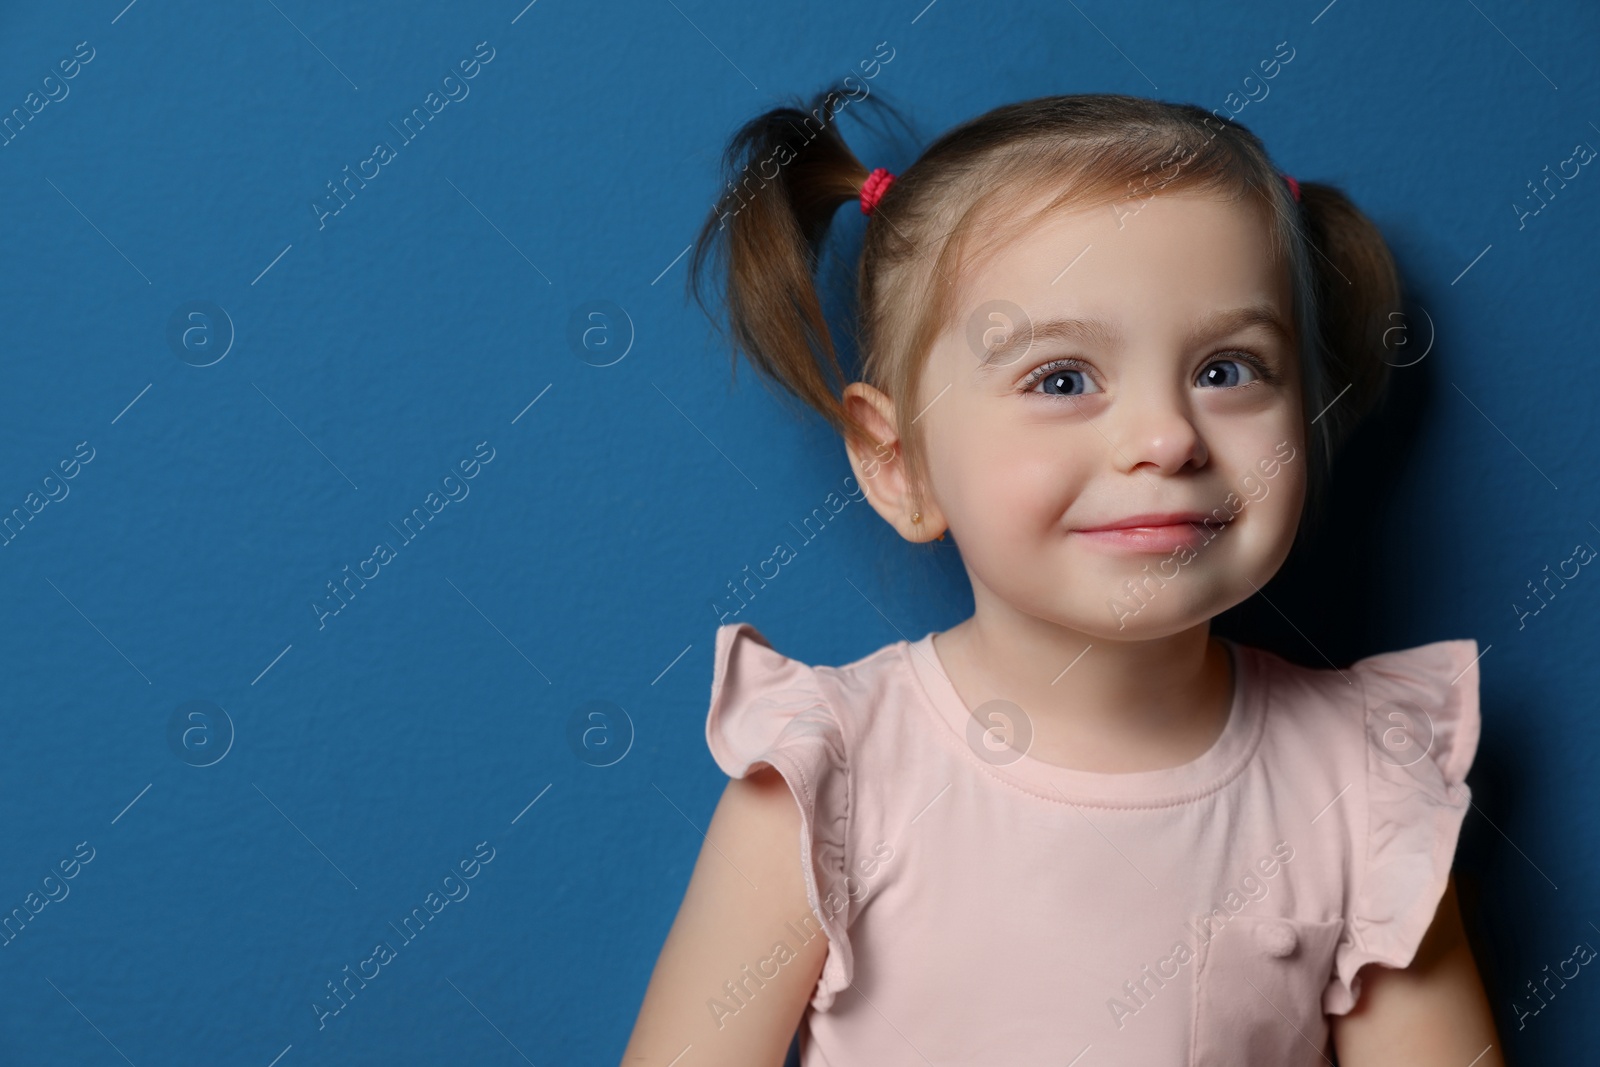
[1324,638,1482,1015]
[705,622,854,1011]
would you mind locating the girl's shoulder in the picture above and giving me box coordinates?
[1238,635,1481,787]
[704,621,905,780]
[702,621,905,1012]
[1235,635,1484,1015]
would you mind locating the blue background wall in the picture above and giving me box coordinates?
[0,0,1595,1062]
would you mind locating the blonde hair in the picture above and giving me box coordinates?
[688,90,1401,541]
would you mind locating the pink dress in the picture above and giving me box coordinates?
[703,622,1481,1065]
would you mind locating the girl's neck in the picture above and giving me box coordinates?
[931,608,1233,775]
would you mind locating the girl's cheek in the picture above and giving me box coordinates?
[950,463,1069,547]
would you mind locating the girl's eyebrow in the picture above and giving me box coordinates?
[975,303,1291,374]
[977,316,1118,372]
[1187,304,1294,347]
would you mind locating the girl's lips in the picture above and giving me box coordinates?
[1072,521,1225,553]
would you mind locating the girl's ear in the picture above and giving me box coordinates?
[842,382,947,543]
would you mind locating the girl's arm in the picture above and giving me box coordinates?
[620,765,829,1066]
[1330,875,1505,1065]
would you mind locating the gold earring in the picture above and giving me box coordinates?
[911,511,922,523]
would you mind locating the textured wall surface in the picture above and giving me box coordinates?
[0,0,1594,1063]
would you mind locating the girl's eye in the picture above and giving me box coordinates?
[1020,351,1277,399]
[1197,353,1269,389]
[1024,359,1099,397]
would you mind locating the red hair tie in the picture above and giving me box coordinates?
[1283,173,1301,203]
[860,167,896,215]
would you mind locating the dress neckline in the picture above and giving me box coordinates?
[900,632,1265,808]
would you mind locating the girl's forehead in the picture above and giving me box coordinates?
[952,192,1289,323]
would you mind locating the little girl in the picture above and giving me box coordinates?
[622,90,1502,1066]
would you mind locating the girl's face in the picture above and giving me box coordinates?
[913,190,1307,640]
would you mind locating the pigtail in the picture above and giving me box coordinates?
[687,87,876,447]
[1295,181,1403,468]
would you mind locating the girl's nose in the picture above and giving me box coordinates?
[1109,386,1209,476]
